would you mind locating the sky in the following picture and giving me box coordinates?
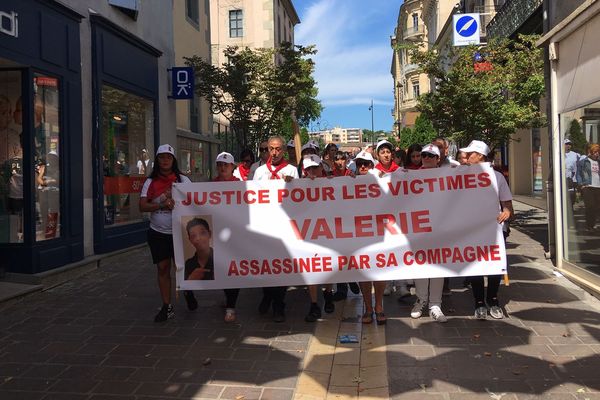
[293,0,401,133]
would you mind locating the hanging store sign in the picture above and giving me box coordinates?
[169,67,194,100]
[0,10,18,38]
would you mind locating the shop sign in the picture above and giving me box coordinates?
[0,10,18,38]
[169,67,194,100]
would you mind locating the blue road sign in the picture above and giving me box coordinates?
[453,13,480,46]
[169,67,194,99]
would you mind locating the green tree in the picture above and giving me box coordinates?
[397,114,438,149]
[185,42,322,150]
[567,119,587,154]
[406,34,545,150]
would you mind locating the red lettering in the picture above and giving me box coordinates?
[464,174,477,189]
[404,251,414,265]
[410,179,423,194]
[355,215,374,237]
[478,172,491,187]
[258,190,269,203]
[452,247,465,263]
[311,218,334,240]
[228,260,239,276]
[446,175,463,190]
[334,217,353,238]
[290,219,311,240]
[490,245,501,261]
[182,192,192,206]
[441,247,452,263]
[412,210,432,233]
[278,189,289,203]
[376,214,398,236]
[243,190,256,204]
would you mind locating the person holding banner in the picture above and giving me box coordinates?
[211,151,242,322]
[332,151,353,177]
[139,144,193,323]
[253,136,299,322]
[351,151,387,324]
[374,140,399,176]
[301,155,337,322]
[461,140,514,320]
[410,144,448,323]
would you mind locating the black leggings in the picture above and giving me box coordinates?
[224,288,240,308]
[471,275,501,307]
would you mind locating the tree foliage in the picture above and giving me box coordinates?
[185,42,322,150]
[567,119,587,155]
[398,114,438,149]
[406,34,545,149]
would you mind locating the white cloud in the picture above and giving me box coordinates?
[295,0,398,109]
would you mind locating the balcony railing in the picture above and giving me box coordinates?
[403,63,419,75]
[402,25,425,40]
[486,0,543,38]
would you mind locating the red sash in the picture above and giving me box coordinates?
[237,163,251,180]
[375,161,399,174]
[146,173,177,200]
[266,158,289,179]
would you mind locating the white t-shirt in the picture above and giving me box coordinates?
[590,159,600,187]
[253,162,299,180]
[494,170,512,202]
[247,160,265,180]
[141,175,192,234]
[137,159,151,175]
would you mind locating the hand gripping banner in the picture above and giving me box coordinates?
[172,164,507,290]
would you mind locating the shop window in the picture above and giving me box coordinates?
[177,137,206,182]
[34,73,61,242]
[101,85,154,227]
[560,100,600,275]
[0,70,23,243]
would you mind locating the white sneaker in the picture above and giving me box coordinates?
[489,305,503,319]
[429,306,447,323]
[397,285,411,298]
[411,300,425,319]
[474,306,487,320]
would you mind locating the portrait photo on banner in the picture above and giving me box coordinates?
[181,215,215,281]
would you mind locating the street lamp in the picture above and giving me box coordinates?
[368,99,375,145]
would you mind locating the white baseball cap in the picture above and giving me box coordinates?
[309,140,320,149]
[156,144,175,156]
[303,154,322,169]
[215,152,235,164]
[287,140,295,148]
[354,151,375,163]
[301,142,318,152]
[564,138,572,144]
[421,144,441,157]
[376,139,393,153]
[459,140,490,156]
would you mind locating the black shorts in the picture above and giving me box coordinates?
[147,229,174,264]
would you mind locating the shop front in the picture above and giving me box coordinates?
[0,0,84,274]
[540,1,600,295]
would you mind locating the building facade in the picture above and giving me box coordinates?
[173,0,219,182]
[0,0,175,275]
[538,0,600,296]
[309,127,363,145]
[391,0,430,133]
[209,0,300,153]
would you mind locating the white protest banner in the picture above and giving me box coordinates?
[172,163,507,291]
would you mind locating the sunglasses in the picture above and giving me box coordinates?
[421,153,438,159]
[356,161,371,168]
[259,147,269,152]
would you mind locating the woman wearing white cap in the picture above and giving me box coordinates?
[213,152,242,322]
[461,140,514,320]
[139,144,193,323]
[410,144,447,323]
[351,151,388,324]
[374,140,400,176]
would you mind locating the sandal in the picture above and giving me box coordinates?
[375,312,387,325]
[224,308,236,323]
[361,311,374,324]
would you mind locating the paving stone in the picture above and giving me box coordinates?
[92,380,140,395]
[260,388,294,400]
[46,378,99,393]
[220,386,263,400]
[179,383,223,398]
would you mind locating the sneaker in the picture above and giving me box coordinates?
[411,300,425,319]
[273,309,286,323]
[474,306,488,320]
[489,305,504,319]
[305,303,321,322]
[154,304,174,323]
[184,291,198,311]
[429,306,448,323]
[224,308,236,323]
[258,295,272,315]
[349,282,360,294]
[383,282,394,296]
[397,285,411,298]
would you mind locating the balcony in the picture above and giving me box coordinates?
[402,25,425,41]
[402,63,419,75]
[486,0,543,38]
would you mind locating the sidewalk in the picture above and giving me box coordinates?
[0,202,599,400]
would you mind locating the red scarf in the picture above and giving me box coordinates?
[375,161,399,174]
[237,163,251,181]
[266,157,289,179]
[146,173,177,200]
[405,163,420,170]
[333,167,352,177]
[214,175,240,182]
